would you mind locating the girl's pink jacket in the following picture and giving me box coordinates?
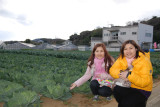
[74,62,113,87]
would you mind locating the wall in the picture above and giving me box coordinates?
[138,23,153,49]
[91,40,102,49]
[118,26,138,43]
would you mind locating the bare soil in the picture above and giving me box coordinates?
[0,93,112,107]
[40,93,112,107]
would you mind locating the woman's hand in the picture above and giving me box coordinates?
[119,71,128,80]
[70,83,77,90]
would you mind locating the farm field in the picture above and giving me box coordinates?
[0,49,159,107]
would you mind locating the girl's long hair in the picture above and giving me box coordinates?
[88,43,114,73]
[120,40,145,58]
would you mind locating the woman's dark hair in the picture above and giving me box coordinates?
[120,40,145,58]
[88,43,114,73]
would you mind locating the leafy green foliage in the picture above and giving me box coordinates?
[72,82,91,94]
[0,80,23,102]
[0,51,88,103]
[44,84,72,100]
[151,57,160,78]
[0,49,90,60]
[3,90,40,107]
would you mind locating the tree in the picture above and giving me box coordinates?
[25,39,31,43]
[69,28,102,46]
[91,28,102,37]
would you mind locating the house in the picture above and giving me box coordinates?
[33,43,55,50]
[57,40,78,50]
[5,42,35,50]
[91,23,153,51]
[91,37,102,48]
[78,45,90,51]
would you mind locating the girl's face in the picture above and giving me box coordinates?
[124,43,136,59]
[95,47,105,59]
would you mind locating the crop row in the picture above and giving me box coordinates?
[0,49,91,60]
[0,53,90,106]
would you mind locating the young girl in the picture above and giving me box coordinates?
[70,43,114,101]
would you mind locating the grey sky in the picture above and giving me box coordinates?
[0,0,160,41]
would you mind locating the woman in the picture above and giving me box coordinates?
[110,40,153,107]
[70,43,114,101]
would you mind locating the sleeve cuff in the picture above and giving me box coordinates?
[126,71,131,78]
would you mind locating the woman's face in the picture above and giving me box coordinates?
[124,43,136,59]
[95,47,105,59]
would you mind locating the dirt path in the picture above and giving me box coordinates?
[0,103,3,107]
[40,93,114,107]
[0,93,115,107]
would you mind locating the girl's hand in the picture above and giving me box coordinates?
[70,83,77,90]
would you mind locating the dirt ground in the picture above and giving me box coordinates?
[40,93,111,107]
[1,76,160,107]
[0,93,112,107]
[0,103,3,107]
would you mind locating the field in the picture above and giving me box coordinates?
[0,49,159,107]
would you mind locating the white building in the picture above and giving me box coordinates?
[0,41,6,49]
[5,42,35,50]
[78,45,90,51]
[91,23,153,51]
[58,40,78,50]
[33,43,55,50]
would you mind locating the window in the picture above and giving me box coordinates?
[120,32,126,35]
[132,32,137,35]
[104,33,109,36]
[145,33,151,37]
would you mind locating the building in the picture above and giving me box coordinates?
[78,45,90,51]
[0,41,6,49]
[57,40,78,50]
[33,43,55,50]
[5,42,35,50]
[91,23,153,51]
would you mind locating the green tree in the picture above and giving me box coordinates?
[69,27,102,46]
[24,39,31,43]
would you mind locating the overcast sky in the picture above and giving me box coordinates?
[0,0,160,41]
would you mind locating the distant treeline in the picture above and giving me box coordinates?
[69,27,102,46]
